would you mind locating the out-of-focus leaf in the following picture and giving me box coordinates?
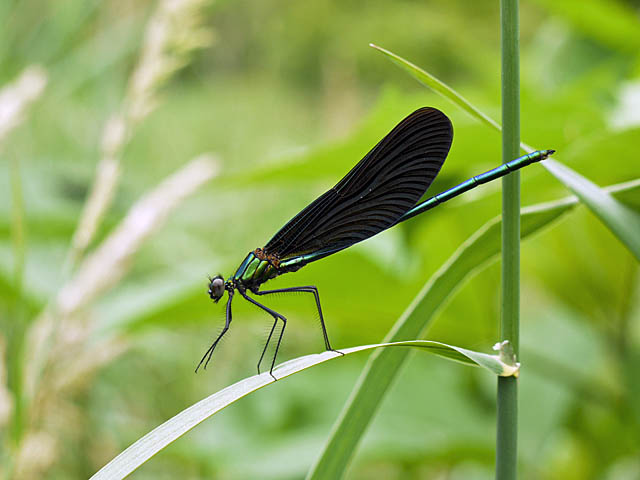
[224,91,444,187]
[531,0,640,54]
[306,179,639,480]
[90,340,511,480]
[543,160,640,260]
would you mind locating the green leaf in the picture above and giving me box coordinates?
[530,0,640,54]
[90,340,510,480]
[371,44,640,261]
[89,180,639,480]
[542,159,640,260]
[369,43,501,131]
[306,179,639,480]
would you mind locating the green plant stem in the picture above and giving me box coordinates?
[497,1,520,479]
[496,376,518,478]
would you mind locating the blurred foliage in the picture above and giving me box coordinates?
[0,0,639,479]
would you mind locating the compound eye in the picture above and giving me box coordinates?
[208,275,225,300]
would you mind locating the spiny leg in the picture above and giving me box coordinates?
[195,290,234,372]
[240,290,287,380]
[255,286,342,355]
[257,316,279,375]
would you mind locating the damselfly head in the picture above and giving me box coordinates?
[208,274,225,302]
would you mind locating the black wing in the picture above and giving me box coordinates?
[264,107,453,260]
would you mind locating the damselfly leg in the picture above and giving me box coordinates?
[246,285,343,379]
[195,290,234,372]
[255,286,336,351]
[240,291,287,380]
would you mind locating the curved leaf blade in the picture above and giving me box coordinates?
[90,340,509,480]
[306,180,639,480]
[542,159,640,260]
[369,43,500,131]
[91,181,639,480]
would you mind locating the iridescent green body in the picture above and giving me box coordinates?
[227,247,305,291]
[229,247,345,292]
[230,251,279,291]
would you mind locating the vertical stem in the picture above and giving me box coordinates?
[497,1,520,480]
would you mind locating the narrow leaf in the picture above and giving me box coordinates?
[91,181,639,480]
[371,44,640,260]
[91,340,510,480]
[542,159,640,260]
[306,180,639,480]
[369,43,500,131]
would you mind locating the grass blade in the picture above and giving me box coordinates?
[90,340,515,480]
[86,179,639,480]
[306,179,639,480]
[370,43,640,260]
[543,159,640,260]
[90,175,640,479]
[369,43,500,131]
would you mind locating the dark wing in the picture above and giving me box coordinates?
[263,107,453,260]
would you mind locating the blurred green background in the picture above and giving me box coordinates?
[1,0,639,478]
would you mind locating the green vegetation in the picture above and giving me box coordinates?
[1,1,639,479]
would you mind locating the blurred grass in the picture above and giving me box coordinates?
[1,0,639,479]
